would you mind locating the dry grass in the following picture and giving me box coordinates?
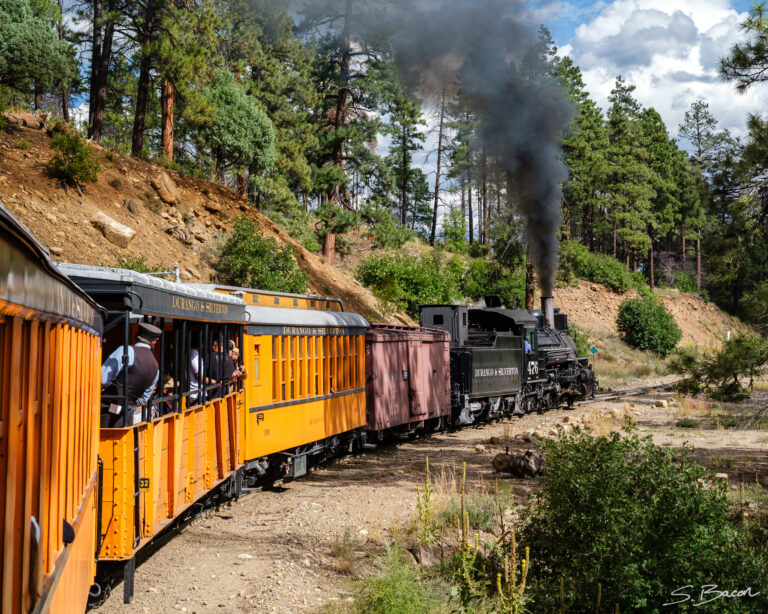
[591,333,669,388]
[332,527,358,575]
[673,393,714,418]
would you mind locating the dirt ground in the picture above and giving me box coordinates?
[95,380,768,614]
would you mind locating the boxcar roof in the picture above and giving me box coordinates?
[56,263,247,323]
[245,304,368,333]
[0,204,104,332]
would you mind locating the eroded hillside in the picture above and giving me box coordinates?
[0,114,410,324]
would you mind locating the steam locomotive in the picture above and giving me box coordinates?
[420,295,596,425]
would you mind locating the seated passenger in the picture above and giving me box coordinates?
[100,322,162,427]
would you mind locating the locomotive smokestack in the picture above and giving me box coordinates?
[541,296,554,329]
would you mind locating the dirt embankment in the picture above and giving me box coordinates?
[554,280,749,348]
[0,113,408,324]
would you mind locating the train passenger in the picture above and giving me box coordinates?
[524,338,532,355]
[208,336,235,397]
[188,341,204,405]
[100,322,162,427]
[155,376,176,418]
[230,344,246,380]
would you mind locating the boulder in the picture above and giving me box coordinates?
[204,200,222,214]
[151,172,179,205]
[91,211,135,248]
[475,445,486,452]
[654,400,669,408]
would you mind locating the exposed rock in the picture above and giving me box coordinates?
[6,112,48,130]
[49,246,63,256]
[205,200,222,214]
[715,473,729,481]
[151,172,180,205]
[492,449,544,478]
[654,400,669,408]
[475,445,486,452]
[125,199,143,215]
[91,211,135,248]
[533,429,547,440]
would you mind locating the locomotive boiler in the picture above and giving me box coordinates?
[420,295,596,425]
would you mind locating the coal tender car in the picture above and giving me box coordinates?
[420,296,596,425]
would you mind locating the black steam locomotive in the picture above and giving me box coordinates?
[420,296,596,425]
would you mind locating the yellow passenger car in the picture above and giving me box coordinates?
[192,285,369,481]
[0,205,104,614]
[58,266,248,604]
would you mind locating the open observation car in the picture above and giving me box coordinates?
[55,264,248,604]
[1,205,104,614]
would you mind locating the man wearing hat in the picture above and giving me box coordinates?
[100,322,162,427]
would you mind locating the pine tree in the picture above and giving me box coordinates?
[0,0,75,102]
[383,85,427,229]
[556,56,608,248]
[604,76,656,263]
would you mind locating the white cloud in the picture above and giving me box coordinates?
[561,0,763,142]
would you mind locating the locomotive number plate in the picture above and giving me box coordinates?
[139,477,150,491]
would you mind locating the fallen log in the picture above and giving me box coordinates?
[491,448,544,478]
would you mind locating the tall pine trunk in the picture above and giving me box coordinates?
[696,233,701,291]
[481,148,488,245]
[131,51,152,157]
[400,123,407,226]
[649,241,655,288]
[131,0,159,157]
[88,0,103,131]
[468,168,474,244]
[681,221,686,270]
[161,79,174,160]
[563,197,571,241]
[330,0,353,211]
[58,0,68,121]
[90,8,116,144]
[429,86,446,246]
[525,245,535,309]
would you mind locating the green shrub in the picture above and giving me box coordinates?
[674,271,698,293]
[265,208,322,253]
[559,241,646,293]
[356,251,462,318]
[46,131,101,185]
[617,295,681,357]
[670,335,768,401]
[521,428,768,613]
[741,281,768,325]
[14,138,31,150]
[569,324,591,357]
[215,216,308,293]
[675,417,697,428]
[348,546,447,614]
[361,204,413,249]
[437,492,498,533]
[461,258,525,309]
[113,256,167,274]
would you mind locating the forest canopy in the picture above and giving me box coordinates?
[2,0,768,326]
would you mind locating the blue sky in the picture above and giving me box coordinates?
[533,0,764,141]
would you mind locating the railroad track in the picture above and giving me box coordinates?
[576,380,681,407]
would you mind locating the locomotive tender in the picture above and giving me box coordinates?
[420,295,596,425]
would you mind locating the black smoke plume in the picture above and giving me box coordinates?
[303,0,573,295]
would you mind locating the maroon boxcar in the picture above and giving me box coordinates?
[365,324,451,439]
